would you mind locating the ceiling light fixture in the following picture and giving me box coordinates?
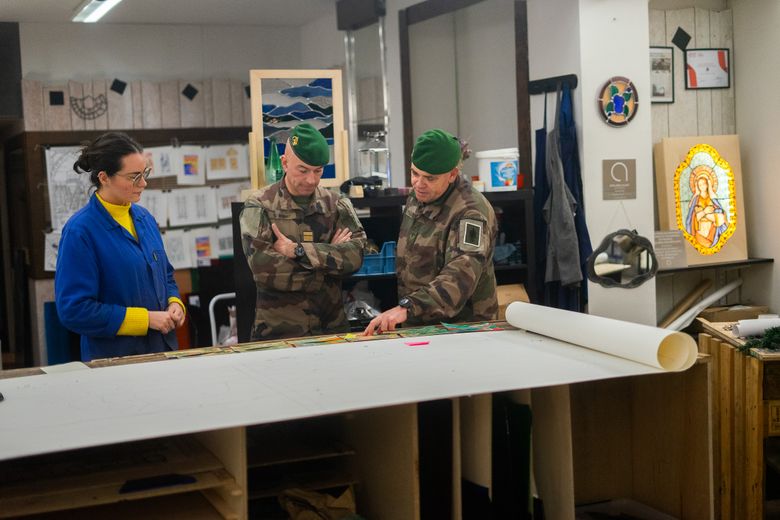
[72,0,124,23]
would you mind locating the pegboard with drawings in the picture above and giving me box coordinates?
[5,127,252,280]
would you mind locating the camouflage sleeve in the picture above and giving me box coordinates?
[405,210,495,322]
[239,199,319,293]
[299,197,367,276]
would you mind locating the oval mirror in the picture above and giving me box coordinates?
[586,229,658,288]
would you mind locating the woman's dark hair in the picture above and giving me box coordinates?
[73,132,143,190]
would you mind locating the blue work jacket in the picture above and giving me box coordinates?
[55,194,179,361]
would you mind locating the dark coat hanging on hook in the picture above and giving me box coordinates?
[532,82,593,312]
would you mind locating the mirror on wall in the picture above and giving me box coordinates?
[345,18,390,184]
[587,229,658,289]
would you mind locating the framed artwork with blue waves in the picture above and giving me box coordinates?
[249,69,346,188]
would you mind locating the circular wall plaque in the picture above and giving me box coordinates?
[597,76,638,127]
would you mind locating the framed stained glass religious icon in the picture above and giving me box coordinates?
[654,135,748,266]
[249,69,347,189]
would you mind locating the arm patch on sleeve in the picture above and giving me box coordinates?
[459,218,486,252]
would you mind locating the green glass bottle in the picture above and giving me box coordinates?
[266,137,283,184]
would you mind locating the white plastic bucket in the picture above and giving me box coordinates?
[475,148,519,191]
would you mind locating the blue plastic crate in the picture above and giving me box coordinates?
[355,241,397,276]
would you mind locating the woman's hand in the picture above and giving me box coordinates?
[149,311,176,334]
[167,303,186,328]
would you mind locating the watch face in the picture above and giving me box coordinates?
[295,244,305,257]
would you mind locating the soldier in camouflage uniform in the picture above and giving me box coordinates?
[364,129,497,335]
[240,124,367,340]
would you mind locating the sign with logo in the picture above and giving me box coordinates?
[602,159,636,200]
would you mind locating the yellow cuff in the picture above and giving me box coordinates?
[117,307,149,336]
[168,296,186,317]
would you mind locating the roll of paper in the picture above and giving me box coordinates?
[505,301,697,371]
[732,318,780,337]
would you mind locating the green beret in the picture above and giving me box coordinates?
[411,129,461,175]
[288,123,330,166]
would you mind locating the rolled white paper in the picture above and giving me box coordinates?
[505,301,698,372]
[733,318,780,337]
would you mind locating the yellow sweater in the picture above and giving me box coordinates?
[97,193,185,336]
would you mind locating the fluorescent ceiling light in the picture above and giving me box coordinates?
[72,0,124,23]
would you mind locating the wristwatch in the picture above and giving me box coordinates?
[293,242,305,259]
[398,297,413,310]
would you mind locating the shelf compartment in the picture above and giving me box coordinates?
[0,436,239,518]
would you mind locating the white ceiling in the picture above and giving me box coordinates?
[0,0,338,27]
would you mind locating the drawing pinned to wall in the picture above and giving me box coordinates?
[45,146,92,231]
[206,144,249,181]
[145,146,178,178]
[250,70,346,188]
[177,145,206,186]
[162,229,193,270]
[215,182,250,220]
[674,144,736,254]
[139,189,168,228]
[215,224,234,258]
[189,227,217,266]
[70,93,108,121]
[44,231,61,272]
[168,186,218,227]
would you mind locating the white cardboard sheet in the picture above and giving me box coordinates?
[0,329,669,461]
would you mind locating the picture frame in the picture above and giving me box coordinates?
[684,48,730,90]
[650,46,674,103]
[653,135,747,266]
[249,69,347,189]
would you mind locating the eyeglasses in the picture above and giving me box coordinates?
[119,166,152,185]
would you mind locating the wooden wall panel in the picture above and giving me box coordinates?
[91,80,108,130]
[141,81,162,129]
[665,9,697,137]
[21,79,44,131]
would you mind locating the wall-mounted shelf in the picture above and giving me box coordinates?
[658,257,773,275]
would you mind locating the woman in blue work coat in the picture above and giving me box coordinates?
[55,132,185,361]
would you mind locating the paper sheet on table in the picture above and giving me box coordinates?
[733,318,780,337]
[505,301,697,371]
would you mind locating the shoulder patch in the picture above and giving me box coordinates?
[459,218,486,252]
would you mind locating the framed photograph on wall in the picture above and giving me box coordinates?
[249,69,346,189]
[684,48,730,89]
[650,46,674,103]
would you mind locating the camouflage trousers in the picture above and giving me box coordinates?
[251,283,349,340]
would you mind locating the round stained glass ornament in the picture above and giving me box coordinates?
[597,76,638,127]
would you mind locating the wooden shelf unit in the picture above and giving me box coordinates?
[0,432,245,520]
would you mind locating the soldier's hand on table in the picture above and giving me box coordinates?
[363,306,408,336]
[167,302,185,328]
[330,228,352,245]
[149,311,176,335]
[271,223,297,258]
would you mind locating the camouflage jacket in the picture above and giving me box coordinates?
[398,177,498,325]
[240,180,366,340]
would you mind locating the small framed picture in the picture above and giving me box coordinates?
[650,46,674,103]
[684,48,730,89]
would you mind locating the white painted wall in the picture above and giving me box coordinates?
[528,0,656,324]
[732,0,780,314]
[20,23,300,82]
[577,0,656,325]
[299,11,345,69]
